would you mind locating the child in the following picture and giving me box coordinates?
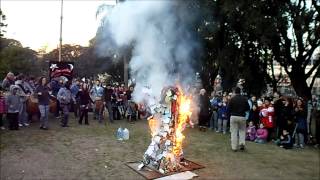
[0,87,6,130]
[126,101,137,123]
[278,129,293,149]
[246,121,256,141]
[217,96,228,134]
[6,85,20,130]
[255,123,268,144]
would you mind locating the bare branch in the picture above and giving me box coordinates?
[306,58,320,77]
[309,65,320,89]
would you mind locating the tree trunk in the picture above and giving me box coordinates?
[288,66,312,100]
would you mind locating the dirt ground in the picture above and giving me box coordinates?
[0,114,319,180]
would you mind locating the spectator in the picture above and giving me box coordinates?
[217,96,228,134]
[90,80,104,122]
[50,78,62,118]
[77,83,93,125]
[57,81,73,127]
[246,121,257,141]
[255,123,268,144]
[70,79,81,118]
[228,87,250,151]
[259,98,275,141]
[6,85,20,130]
[277,129,293,149]
[293,98,307,148]
[278,97,294,136]
[2,72,15,91]
[35,77,50,130]
[15,74,30,127]
[104,84,114,123]
[199,89,210,131]
[209,92,220,131]
[0,87,6,130]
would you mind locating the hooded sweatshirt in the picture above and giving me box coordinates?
[6,85,20,113]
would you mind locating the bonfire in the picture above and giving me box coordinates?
[139,86,192,174]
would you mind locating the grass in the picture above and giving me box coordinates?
[0,114,319,180]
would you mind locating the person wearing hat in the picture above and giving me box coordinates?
[228,87,250,151]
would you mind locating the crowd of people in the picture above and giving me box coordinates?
[0,72,138,131]
[1,72,320,151]
[197,87,320,151]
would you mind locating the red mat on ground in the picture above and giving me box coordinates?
[126,159,205,180]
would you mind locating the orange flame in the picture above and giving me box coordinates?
[173,90,192,157]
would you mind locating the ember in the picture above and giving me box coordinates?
[139,87,192,174]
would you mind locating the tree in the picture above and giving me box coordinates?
[0,9,7,37]
[263,0,320,99]
[0,38,40,78]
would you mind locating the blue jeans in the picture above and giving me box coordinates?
[105,101,114,122]
[39,105,49,128]
[209,111,218,130]
[19,101,28,125]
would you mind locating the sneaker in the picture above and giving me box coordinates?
[0,126,5,130]
[223,131,227,134]
[19,123,23,127]
[239,144,245,151]
[24,123,30,126]
[215,130,220,133]
[299,144,304,149]
[293,144,299,148]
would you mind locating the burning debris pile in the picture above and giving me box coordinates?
[139,87,192,174]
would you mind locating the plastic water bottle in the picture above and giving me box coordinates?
[117,127,123,141]
[123,128,129,140]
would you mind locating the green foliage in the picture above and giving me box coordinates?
[0,38,41,78]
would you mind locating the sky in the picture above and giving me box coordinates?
[1,0,116,52]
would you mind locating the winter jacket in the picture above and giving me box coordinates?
[294,108,307,133]
[35,85,50,105]
[199,94,210,116]
[15,80,29,103]
[76,90,93,106]
[228,94,250,117]
[90,85,104,99]
[256,128,268,140]
[260,106,275,128]
[2,78,14,91]
[0,95,6,113]
[280,134,293,148]
[246,126,257,141]
[217,103,228,120]
[57,87,73,105]
[6,85,20,113]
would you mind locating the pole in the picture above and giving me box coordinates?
[59,0,63,62]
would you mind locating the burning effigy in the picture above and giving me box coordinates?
[138,86,192,174]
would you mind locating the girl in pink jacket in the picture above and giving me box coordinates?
[255,123,268,144]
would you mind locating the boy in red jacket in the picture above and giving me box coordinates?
[259,98,274,141]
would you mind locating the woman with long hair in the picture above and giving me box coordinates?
[35,77,50,130]
[293,98,307,148]
[76,83,93,125]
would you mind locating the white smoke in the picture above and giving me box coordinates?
[96,0,200,106]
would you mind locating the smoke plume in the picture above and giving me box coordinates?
[96,0,200,105]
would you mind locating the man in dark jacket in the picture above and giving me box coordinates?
[228,87,250,151]
[104,84,114,123]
